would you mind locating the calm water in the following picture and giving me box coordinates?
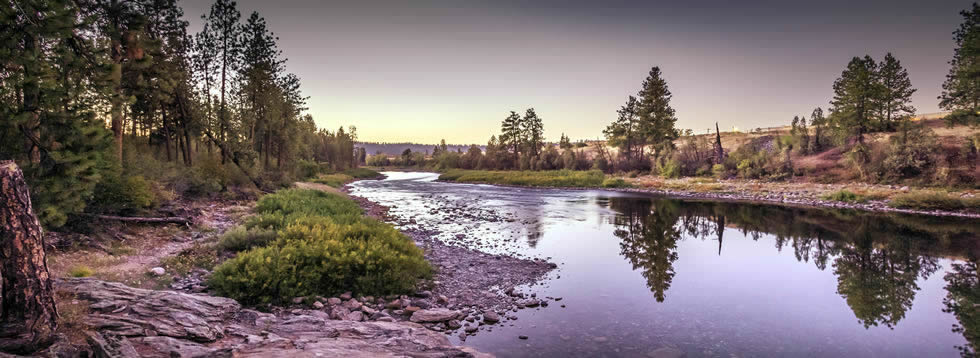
[349,172,980,357]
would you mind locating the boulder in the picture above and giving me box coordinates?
[410,308,461,323]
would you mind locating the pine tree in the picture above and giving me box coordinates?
[940,3,980,126]
[559,133,572,149]
[240,11,283,164]
[604,95,641,163]
[203,0,242,163]
[522,108,544,157]
[876,53,916,131]
[0,0,113,228]
[635,67,679,160]
[811,107,826,151]
[830,56,881,144]
[500,111,523,166]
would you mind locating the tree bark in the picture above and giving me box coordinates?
[0,161,57,354]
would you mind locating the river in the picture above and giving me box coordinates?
[348,171,980,357]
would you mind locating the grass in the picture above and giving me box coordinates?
[343,168,381,179]
[439,169,606,187]
[69,265,94,278]
[888,191,980,211]
[601,178,632,188]
[308,168,381,188]
[821,189,866,203]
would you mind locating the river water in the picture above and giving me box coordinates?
[348,172,980,357]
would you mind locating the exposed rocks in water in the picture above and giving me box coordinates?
[342,187,560,338]
[47,278,490,357]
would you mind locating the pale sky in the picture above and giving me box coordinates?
[183,0,971,144]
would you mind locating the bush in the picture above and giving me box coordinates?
[90,174,156,213]
[218,226,278,252]
[659,159,681,179]
[821,189,865,203]
[881,121,940,181]
[311,174,353,188]
[69,266,94,278]
[601,178,631,188]
[889,191,980,211]
[208,218,432,305]
[253,189,363,226]
[711,164,727,179]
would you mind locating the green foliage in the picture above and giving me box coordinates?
[941,3,980,120]
[711,164,727,179]
[881,121,940,180]
[601,178,631,188]
[253,189,362,225]
[311,174,353,188]
[69,266,94,278]
[209,195,431,305]
[218,226,278,252]
[889,191,980,211]
[439,169,606,187]
[659,159,681,179]
[821,190,865,203]
[90,174,157,213]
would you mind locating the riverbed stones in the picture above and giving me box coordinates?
[327,297,342,305]
[343,298,362,311]
[340,291,352,300]
[410,308,460,323]
[482,310,500,323]
[149,267,166,276]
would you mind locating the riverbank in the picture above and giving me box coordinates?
[437,170,980,218]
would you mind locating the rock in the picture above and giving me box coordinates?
[292,297,304,304]
[416,290,433,298]
[149,267,166,276]
[339,292,352,300]
[327,297,342,305]
[343,298,362,311]
[482,310,500,323]
[345,311,365,322]
[518,335,528,340]
[361,306,377,316]
[385,300,403,309]
[329,306,351,320]
[55,278,492,358]
[313,301,324,309]
[404,306,421,313]
[410,308,460,323]
[464,326,478,333]
[447,320,462,329]
[436,295,449,304]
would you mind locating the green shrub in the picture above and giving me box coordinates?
[601,178,631,188]
[69,265,94,278]
[218,226,278,252]
[208,218,432,305]
[90,174,156,213]
[244,213,286,230]
[821,189,865,203]
[295,160,323,180]
[311,174,353,188]
[711,164,726,179]
[254,189,362,223]
[659,159,681,179]
[889,191,980,211]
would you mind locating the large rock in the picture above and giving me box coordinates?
[51,278,491,358]
[410,308,461,323]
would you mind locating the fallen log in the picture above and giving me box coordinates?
[84,214,191,225]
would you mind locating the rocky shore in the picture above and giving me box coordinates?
[345,193,558,341]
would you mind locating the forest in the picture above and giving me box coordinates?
[1,0,361,229]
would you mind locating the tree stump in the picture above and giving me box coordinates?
[0,160,57,353]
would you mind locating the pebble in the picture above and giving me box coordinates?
[149,267,166,276]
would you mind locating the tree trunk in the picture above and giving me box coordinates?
[713,122,724,164]
[0,161,57,354]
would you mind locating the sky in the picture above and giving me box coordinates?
[182,0,972,144]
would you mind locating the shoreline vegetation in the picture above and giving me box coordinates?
[435,169,980,218]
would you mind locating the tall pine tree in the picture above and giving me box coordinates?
[941,3,980,126]
[635,67,679,161]
[876,53,916,131]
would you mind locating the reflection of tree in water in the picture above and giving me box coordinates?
[943,258,980,357]
[605,197,967,330]
[611,199,681,302]
[833,219,939,328]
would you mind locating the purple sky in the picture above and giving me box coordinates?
[183,0,971,144]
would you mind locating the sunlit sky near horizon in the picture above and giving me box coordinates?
[182,0,971,144]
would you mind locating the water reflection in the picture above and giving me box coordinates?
[605,196,978,351]
[944,257,980,357]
